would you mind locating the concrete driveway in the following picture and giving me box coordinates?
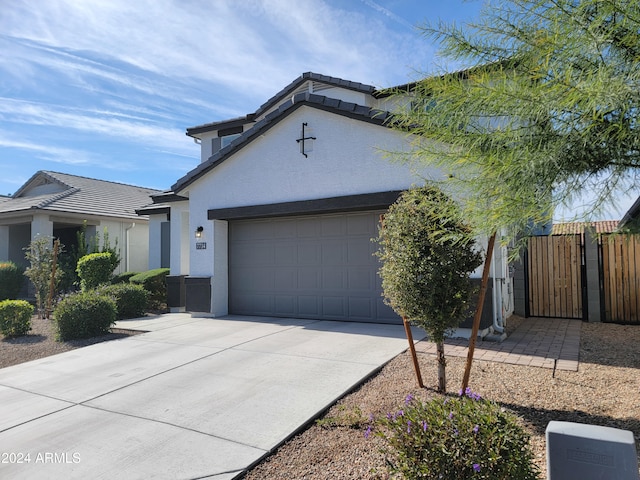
[0,314,419,479]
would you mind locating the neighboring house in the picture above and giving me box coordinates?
[141,72,513,334]
[0,171,161,273]
[618,195,640,229]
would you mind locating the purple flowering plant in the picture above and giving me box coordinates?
[367,389,539,479]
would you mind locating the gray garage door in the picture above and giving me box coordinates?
[229,211,400,323]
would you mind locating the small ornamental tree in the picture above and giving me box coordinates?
[24,236,64,318]
[375,186,483,392]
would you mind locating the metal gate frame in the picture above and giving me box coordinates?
[524,235,587,320]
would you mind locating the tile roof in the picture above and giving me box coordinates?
[0,171,162,220]
[254,72,377,119]
[551,220,620,235]
[186,72,379,137]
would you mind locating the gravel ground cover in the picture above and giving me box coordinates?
[0,315,139,368]
[1,315,638,479]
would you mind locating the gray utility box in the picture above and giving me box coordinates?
[546,421,639,480]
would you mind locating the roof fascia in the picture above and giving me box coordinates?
[186,114,256,138]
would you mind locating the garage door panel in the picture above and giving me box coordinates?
[321,240,345,265]
[297,218,321,237]
[348,268,374,290]
[232,244,273,266]
[297,244,320,265]
[349,297,373,319]
[347,239,373,264]
[274,268,296,289]
[234,294,273,315]
[229,212,401,324]
[322,297,346,317]
[346,213,375,235]
[298,268,320,289]
[274,296,295,316]
[298,296,319,315]
[272,219,296,238]
[274,244,296,264]
[322,269,345,289]
[320,216,346,236]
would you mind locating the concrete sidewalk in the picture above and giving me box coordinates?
[0,314,418,479]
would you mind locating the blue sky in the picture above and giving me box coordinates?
[0,0,634,219]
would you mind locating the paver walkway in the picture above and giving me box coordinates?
[414,317,581,371]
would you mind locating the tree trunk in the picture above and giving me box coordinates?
[436,340,446,393]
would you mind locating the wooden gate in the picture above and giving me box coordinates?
[527,235,584,319]
[600,234,640,324]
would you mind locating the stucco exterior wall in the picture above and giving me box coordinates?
[186,107,439,210]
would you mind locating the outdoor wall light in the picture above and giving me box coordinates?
[195,226,204,238]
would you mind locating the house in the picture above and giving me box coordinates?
[141,72,513,334]
[0,171,161,273]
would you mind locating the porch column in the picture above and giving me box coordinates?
[584,230,601,322]
[169,202,190,276]
[147,214,163,270]
[0,226,9,261]
[31,214,53,241]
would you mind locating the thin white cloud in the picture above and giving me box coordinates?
[0,136,94,166]
[360,0,415,31]
[0,0,430,93]
[0,97,194,154]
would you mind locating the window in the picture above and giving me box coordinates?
[220,133,241,148]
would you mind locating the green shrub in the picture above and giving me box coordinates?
[0,261,25,301]
[130,268,169,309]
[97,283,149,319]
[53,291,116,341]
[0,299,34,337]
[76,252,114,291]
[111,271,140,285]
[369,389,539,479]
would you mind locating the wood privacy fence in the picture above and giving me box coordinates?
[526,233,640,324]
[600,234,640,324]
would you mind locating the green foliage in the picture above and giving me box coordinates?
[375,186,483,344]
[24,236,64,318]
[60,223,122,290]
[370,390,539,480]
[130,268,169,309]
[96,283,149,319]
[111,271,140,284]
[0,261,25,300]
[53,291,116,341]
[76,252,114,291]
[388,0,640,244]
[0,300,34,337]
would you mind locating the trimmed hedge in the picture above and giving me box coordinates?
[0,299,34,337]
[130,268,169,309]
[97,283,149,319]
[111,271,140,285]
[76,252,114,291]
[0,261,25,301]
[53,291,116,341]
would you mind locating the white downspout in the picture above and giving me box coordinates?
[491,241,505,333]
[124,223,135,272]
